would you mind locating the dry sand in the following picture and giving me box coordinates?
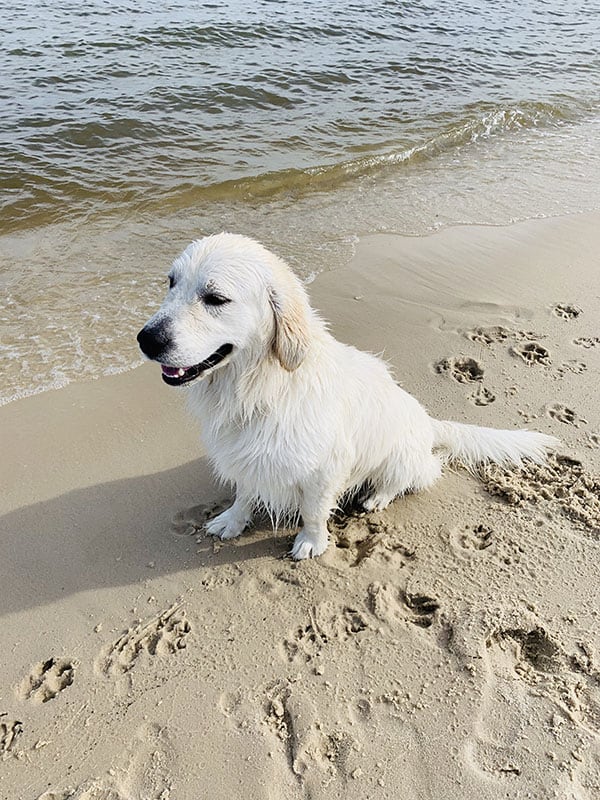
[1,213,599,800]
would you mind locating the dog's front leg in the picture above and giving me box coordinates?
[290,476,337,560]
[205,492,253,540]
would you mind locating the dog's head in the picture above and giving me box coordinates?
[137,233,313,386]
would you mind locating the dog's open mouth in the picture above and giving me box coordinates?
[160,344,233,386]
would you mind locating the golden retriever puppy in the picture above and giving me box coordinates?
[138,234,558,559]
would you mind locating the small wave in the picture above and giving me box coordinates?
[130,21,369,50]
[150,100,578,207]
[147,83,297,113]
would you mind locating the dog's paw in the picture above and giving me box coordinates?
[290,529,329,560]
[360,492,394,513]
[205,507,250,540]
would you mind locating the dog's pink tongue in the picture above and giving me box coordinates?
[161,365,187,377]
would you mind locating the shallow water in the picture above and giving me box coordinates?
[2,0,600,403]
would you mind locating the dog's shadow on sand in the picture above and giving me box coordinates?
[0,458,293,617]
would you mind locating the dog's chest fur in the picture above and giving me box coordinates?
[187,357,338,510]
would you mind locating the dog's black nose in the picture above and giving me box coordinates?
[137,321,172,361]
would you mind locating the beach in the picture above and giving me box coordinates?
[2,213,599,799]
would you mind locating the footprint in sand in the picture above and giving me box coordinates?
[401,592,440,628]
[470,385,496,406]
[97,603,191,676]
[465,326,541,346]
[510,342,551,366]
[555,360,587,377]
[435,356,484,384]
[468,625,600,786]
[263,682,359,781]
[467,628,555,782]
[450,523,494,555]
[282,602,369,663]
[553,303,583,320]
[465,326,510,346]
[366,583,440,630]
[546,403,586,426]
[18,657,76,704]
[573,336,600,349]
[331,514,415,568]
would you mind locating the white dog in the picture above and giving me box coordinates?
[138,233,558,560]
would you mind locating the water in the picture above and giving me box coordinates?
[2,0,600,404]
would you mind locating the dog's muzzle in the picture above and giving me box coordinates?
[158,344,234,386]
[137,321,233,386]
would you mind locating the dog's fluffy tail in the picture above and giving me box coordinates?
[431,419,559,469]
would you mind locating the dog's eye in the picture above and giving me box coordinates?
[168,275,175,289]
[203,293,230,307]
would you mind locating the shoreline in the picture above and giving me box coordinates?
[1,213,599,799]
[2,208,599,410]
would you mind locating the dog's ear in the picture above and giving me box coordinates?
[268,275,312,371]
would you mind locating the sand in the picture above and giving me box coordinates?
[1,213,599,800]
